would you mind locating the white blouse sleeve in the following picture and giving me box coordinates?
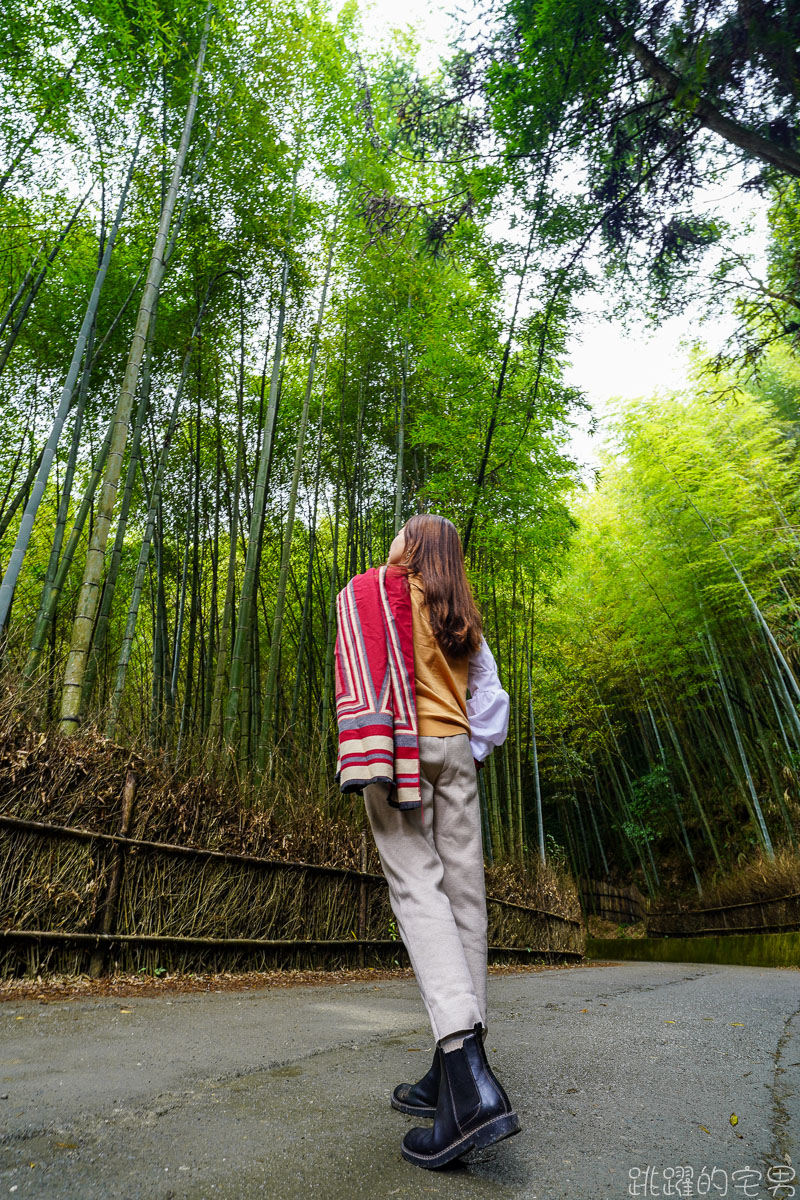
[466,636,510,762]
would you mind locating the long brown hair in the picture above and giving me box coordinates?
[395,514,482,658]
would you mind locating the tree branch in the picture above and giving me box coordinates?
[623,29,800,179]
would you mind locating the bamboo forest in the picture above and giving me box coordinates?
[2,0,800,929]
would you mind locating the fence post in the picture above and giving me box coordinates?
[88,770,137,978]
[358,831,368,967]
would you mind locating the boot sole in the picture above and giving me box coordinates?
[401,1110,521,1170]
[391,1094,436,1118]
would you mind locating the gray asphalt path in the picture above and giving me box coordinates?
[1,960,798,1200]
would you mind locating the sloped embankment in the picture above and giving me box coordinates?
[0,707,584,977]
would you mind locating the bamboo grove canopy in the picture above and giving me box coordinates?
[1,0,800,894]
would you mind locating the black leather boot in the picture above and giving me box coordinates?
[401,1023,520,1169]
[391,1049,440,1118]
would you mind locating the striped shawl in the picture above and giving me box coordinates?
[334,563,421,810]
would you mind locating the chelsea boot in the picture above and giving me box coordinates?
[391,1048,440,1118]
[401,1022,520,1170]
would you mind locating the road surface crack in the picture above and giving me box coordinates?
[766,995,800,1167]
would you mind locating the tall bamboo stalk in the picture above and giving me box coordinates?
[0,148,139,631]
[106,295,211,737]
[258,217,337,765]
[393,305,409,535]
[224,163,298,754]
[81,296,160,710]
[58,7,212,732]
[0,189,91,378]
[702,621,775,858]
[23,421,114,680]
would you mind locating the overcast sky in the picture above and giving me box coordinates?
[334,0,772,483]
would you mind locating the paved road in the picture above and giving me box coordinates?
[1,960,798,1200]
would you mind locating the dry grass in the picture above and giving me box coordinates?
[0,677,580,916]
[0,681,369,872]
[485,855,581,922]
[649,844,800,914]
[586,915,647,940]
[0,680,584,979]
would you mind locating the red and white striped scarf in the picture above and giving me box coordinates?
[334,563,421,810]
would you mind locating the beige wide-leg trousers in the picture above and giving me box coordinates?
[363,731,488,1043]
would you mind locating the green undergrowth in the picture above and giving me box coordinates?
[587,932,800,969]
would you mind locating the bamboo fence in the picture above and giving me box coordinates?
[0,772,584,977]
[645,891,800,938]
[577,874,800,940]
[577,877,647,925]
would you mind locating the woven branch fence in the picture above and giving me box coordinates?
[579,873,800,938]
[645,891,800,938]
[577,878,647,925]
[0,772,584,978]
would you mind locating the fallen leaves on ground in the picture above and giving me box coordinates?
[0,958,616,1003]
